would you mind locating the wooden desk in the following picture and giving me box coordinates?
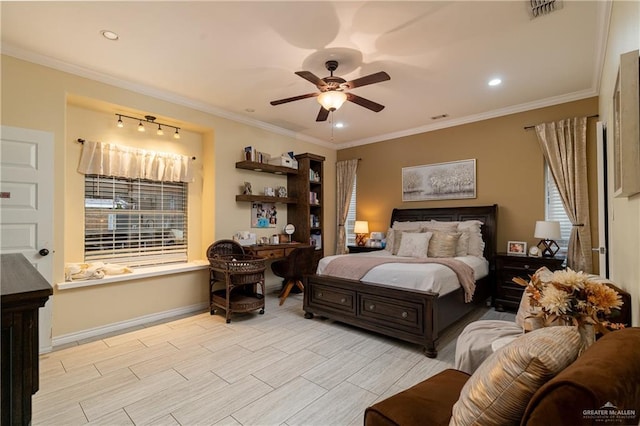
[1,253,52,426]
[243,242,308,260]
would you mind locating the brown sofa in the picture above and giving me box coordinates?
[365,327,640,426]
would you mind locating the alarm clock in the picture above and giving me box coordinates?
[529,246,541,257]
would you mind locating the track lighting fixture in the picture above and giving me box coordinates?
[115,113,181,139]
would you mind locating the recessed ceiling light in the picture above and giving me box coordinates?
[100,30,119,41]
[488,78,502,86]
[334,122,344,128]
[245,108,255,113]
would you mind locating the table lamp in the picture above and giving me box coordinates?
[534,220,561,257]
[354,221,370,247]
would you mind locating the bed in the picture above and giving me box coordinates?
[303,205,497,358]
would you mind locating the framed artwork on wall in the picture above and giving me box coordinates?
[251,202,277,228]
[402,159,476,201]
[612,49,640,198]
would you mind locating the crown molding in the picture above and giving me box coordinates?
[335,88,598,149]
[1,44,335,149]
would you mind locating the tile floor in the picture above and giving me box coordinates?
[34,290,515,426]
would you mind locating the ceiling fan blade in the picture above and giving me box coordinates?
[342,71,390,90]
[346,93,385,112]
[295,71,328,89]
[270,92,318,106]
[316,107,330,122]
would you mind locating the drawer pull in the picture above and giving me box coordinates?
[317,292,323,298]
[524,264,530,269]
[340,298,346,303]
[401,311,408,318]
[369,304,375,311]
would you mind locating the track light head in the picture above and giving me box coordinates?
[117,115,124,128]
[156,125,164,136]
[173,128,180,139]
[137,121,145,132]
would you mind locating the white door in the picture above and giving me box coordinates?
[1,125,54,353]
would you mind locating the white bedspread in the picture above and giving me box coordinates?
[317,250,489,297]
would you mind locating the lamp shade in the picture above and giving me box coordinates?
[317,91,347,111]
[354,220,370,234]
[534,220,561,239]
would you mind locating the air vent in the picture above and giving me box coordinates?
[529,0,562,18]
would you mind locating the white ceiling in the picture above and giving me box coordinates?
[1,1,607,149]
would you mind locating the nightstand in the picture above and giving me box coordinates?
[348,245,384,253]
[495,253,565,312]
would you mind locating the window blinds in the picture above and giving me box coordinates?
[545,163,572,246]
[346,176,357,246]
[84,175,188,267]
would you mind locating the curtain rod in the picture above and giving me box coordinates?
[76,138,196,160]
[523,114,599,131]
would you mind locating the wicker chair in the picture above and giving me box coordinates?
[270,245,316,305]
[206,239,245,258]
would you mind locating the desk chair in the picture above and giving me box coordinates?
[270,246,315,305]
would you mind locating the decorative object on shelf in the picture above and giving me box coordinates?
[264,187,275,197]
[284,223,295,242]
[513,267,625,349]
[534,220,561,257]
[277,186,287,197]
[243,182,252,195]
[115,113,180,139]
[354,220,370,247]
[251,202,277,228]
[507,241,527,255]
[402,159,476,201]
[367,231,386,248]
[233,231,256,246]
[529,246,541,257]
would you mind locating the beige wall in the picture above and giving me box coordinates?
[598,1,640,326]
[1,56,336,337]
[338,98,600,270]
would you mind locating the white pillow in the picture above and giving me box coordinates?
[397,232,432,258]
[458,220,484,257]
[392,221,423,231]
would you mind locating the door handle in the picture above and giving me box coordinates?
[39,248,50,256]
[591,247,606,254]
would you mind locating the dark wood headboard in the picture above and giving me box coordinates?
[389,205,498,264]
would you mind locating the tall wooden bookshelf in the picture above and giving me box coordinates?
[287,153,325,264]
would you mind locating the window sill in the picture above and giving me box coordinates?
[57,260,209,290]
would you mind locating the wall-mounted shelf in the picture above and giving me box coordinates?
[235,194,297,204]
[236,161,298,175]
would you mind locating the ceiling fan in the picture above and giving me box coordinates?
[270,60,390,122]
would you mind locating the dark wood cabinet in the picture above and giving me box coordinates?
[287,153,325,265]
[1,254,52,426]
[495,253,564,311]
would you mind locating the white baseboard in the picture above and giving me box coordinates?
[51,303,208,348]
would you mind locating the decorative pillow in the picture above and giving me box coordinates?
[392,221,423,231]
[427,231,461,258]
[455,231,470,256]
[384,227,394,252]
[391,229,422,255]
[426,220,459,232]
[449,326,581,426]
[396,231,432,258]
[458,220,484,257]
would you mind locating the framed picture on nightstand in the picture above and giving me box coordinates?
[507,241,527,255]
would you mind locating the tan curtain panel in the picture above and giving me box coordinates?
[78,140,192,183]
[335,159,358,254]
[535,116,592,272]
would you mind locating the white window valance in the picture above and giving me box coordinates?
[77,140,192,183]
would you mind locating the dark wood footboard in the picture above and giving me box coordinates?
[303,273,490,357]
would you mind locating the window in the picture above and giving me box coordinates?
[345,176,357,246]
[545,163,571,251]
[84,175,188,267]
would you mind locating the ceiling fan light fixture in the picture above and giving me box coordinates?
[317,91,347,111]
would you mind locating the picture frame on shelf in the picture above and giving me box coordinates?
[507,241,527,256]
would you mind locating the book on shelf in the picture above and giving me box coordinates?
[244,146,255,162]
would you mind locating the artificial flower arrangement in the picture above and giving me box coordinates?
[513,267,625,335]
